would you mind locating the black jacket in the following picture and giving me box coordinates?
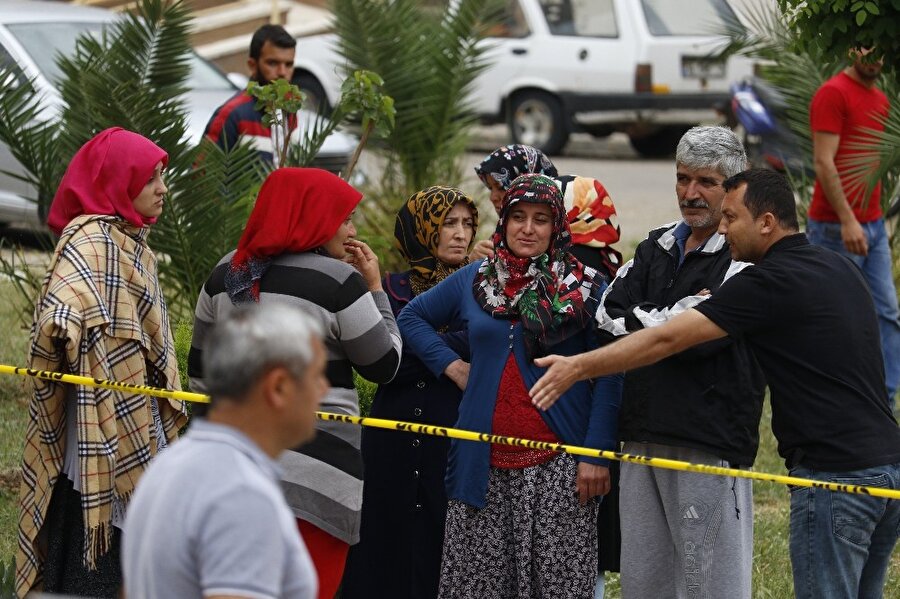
[598,223,766,466]
[342,271,467,599]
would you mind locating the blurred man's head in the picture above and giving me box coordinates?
[248,24,296,85]
[203,303,328,450]
[849,47,884,84]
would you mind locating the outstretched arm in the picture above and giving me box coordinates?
[529,308,727,409]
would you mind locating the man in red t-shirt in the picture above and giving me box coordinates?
[808,47,900,407]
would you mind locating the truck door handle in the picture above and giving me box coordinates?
[511,48,528,55]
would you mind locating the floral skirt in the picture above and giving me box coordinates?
[438,453,599,599]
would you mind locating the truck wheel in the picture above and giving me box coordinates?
[292,73,331,115]
[628,126,688,158]
[581,124,614,139]
[508,91,569,156]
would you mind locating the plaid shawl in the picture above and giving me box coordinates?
[16,215,186,596]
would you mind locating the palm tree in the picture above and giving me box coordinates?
[0,0,389,318]
[329,0,502,270]
[0,0,263,319]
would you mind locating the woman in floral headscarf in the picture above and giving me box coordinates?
[343,186,478,599]
[475,144,559,214]
[399,174,622,599]
[17,128,187,598]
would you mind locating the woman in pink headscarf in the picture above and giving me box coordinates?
[16,128,187,598]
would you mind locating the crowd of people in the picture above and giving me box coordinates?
[10,26,900,599]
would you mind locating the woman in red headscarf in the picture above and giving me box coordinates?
[189,167,403,599]
[17,128,188,598]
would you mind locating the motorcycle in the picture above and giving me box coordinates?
[729,77,810,177]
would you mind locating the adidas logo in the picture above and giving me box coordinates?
[683,505,701,520]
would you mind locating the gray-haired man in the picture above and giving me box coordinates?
[593,126,764,598]
[122,304,328,599]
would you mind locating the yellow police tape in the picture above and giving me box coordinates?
[3,363,899,500]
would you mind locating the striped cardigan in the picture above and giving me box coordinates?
[188,251,402,543]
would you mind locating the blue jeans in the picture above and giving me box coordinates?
[806,218,900,406]
[788,463,900,599]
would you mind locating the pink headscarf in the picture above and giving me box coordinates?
[47,127,168,235]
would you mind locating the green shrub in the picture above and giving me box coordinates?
[354,372,377,417]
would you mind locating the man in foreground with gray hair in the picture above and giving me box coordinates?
[593,126,764,598]
[122,304,328,599]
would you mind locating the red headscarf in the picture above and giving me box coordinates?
[227,167,363,302]
[47,127,168,235]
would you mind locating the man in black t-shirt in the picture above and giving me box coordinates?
[530,169,900,598]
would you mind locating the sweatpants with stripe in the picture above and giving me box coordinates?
[620,442,753,599]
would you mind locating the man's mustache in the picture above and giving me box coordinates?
[680,199,709,209]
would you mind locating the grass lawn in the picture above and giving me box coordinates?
[0,279,898,596]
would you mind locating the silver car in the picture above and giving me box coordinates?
[0,0,356,229]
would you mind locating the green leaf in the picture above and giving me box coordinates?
[851,0,865,10]
[856,9,868,24]
[865,1,880,14]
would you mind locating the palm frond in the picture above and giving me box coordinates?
[0,69,61,210]
[152,139,264,318]
[333,0,501,193]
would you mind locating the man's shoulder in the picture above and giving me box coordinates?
[204,91,263,140]
[636,221,678,252]
[213,90,256,117]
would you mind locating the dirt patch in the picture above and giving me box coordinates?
[0,469,20,495]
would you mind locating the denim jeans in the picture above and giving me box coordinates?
[788,462,900,599]
[806,218,900,407]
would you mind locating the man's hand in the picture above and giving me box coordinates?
[530,354,582,410]
[444,359,470,391]
[841,218,869,256]
[468,239,494,262]
[576,462,610,505]
[345,239,383,292]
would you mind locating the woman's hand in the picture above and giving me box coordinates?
[345,239,383,292]
[468,239,494,262]
[444,359,470,391]
[576,462,610,505]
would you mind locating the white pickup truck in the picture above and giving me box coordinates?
[293,0,754,157]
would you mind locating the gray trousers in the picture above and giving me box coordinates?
[620,442,753,599]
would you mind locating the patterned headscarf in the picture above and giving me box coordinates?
[474,144,558,191]
[473,173,598,358]
[555,175,623,277]
[394,186,479,294]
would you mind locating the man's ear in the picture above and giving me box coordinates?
[759,212,777,235]
[247,57,259,79]
[260,366,291,410]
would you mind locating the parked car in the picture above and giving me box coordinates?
[293,0,754,156]
[0,0,356,229]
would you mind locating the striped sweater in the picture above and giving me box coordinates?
[188,251,402,543]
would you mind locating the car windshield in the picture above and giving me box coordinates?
[6,21,104,85]
[640,0,739,36]
[6,21,234,90]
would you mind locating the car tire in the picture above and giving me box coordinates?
[581,123,614,139]
[292,72,331,115]
[628,126,689,158]
[507,91,569,156]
